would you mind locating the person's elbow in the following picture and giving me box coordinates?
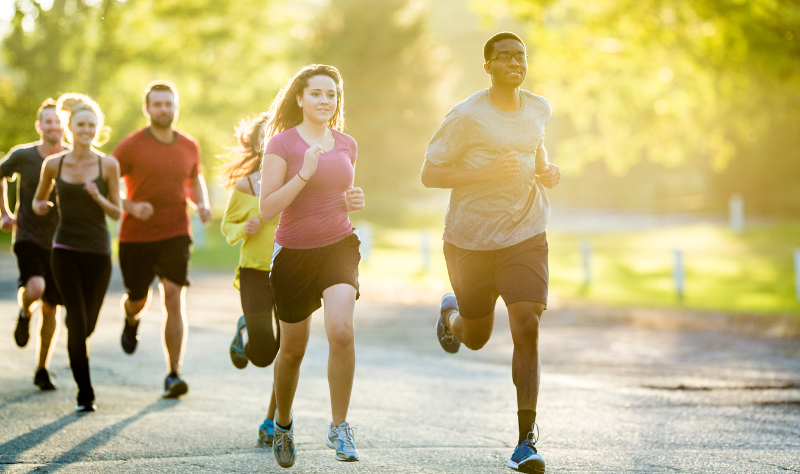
[107,207,122,221]
[420,162,439,188]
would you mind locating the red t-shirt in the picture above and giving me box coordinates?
[114,128,201,243]
[264,127,357,249]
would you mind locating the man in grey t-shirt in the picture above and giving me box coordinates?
[421,32,560,474]
[0,98,66,391]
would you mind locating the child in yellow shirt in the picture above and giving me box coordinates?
[220,113,280,446]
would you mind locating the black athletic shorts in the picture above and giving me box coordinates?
[119,235,192,301]
[443,231,548,319]
[13,241,62,306]
[270,232,361,324]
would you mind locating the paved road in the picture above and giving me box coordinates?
[1,272,799,473]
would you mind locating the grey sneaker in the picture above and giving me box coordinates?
[437,293,461,353]
[273,410,296,468]
[326,421,359,462]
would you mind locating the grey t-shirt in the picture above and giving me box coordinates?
[0,143,59,249]
[425,89,552,251]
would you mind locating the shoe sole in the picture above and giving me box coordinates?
[507,459,545,473]
[162,380,189,399]
[326,438,359,461]
[230,346,248,369]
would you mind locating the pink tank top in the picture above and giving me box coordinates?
[264,127,357,249]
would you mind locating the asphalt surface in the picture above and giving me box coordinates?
[1,270,799,473]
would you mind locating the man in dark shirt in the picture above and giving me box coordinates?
[0,98,66,391]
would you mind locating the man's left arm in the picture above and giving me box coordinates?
[188,173,212,223]
[534,140,560,189]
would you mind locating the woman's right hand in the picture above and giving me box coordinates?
[33,200,53,216]
[300,144,325,181]
[244,218,261,236]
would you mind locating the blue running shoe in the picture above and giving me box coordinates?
[326,421,359,462]
[507,424,545,473]
[437,293,461,353]
[259,418,275,447]
[230,316,248,369]
[273,410,296,468]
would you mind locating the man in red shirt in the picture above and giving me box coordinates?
[114,81,211,398]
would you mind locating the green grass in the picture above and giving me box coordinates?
[4,219,799,315]
[352,221,800,315]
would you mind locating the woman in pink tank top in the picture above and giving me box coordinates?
[258,64,365,467]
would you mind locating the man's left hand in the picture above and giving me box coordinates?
[197,205,212,224]
[537,163,561,189]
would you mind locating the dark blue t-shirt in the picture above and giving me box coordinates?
[0,143,60,249]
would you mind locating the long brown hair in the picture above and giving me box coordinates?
[263,64,345,141]
[218,112,270,189]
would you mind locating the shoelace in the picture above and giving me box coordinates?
[275,429,294,453]
[527,422,540,445]
[334,425,357,450]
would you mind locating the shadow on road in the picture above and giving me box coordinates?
[0,398,180,472]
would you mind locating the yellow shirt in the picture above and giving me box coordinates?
[220,188,279,289]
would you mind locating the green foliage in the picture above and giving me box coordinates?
[305,0,446,216]
[0,0,293,176]
[484,0,800,215]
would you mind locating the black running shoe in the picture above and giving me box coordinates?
[33,368,57,391]
[162,373,189,399]
[76,403,97,413]
[14,311,30,348]
[121,318,140,354]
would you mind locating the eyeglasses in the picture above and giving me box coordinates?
[487,53,528,64]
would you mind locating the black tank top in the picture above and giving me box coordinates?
[54,155,111,255]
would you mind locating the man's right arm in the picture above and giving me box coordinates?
[0,171,15,231]
[420,151,521,189]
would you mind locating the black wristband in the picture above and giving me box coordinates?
[297,172,309,182]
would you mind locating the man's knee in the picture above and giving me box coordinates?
[460,313,494,351]
[508,301,545,347]
[248,345,279,368]
[24,277,46,300]
[123,292,149,315]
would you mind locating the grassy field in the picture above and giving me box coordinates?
[3,220,799,315]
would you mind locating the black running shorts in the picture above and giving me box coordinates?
[13,241,62,306]
[443,231,549,319]
[270,232,361,324]
[119,235,192,301]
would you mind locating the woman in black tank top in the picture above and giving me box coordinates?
[33,93,121,412]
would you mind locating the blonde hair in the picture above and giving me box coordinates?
[218,112,270,189]
[55,93,110,147]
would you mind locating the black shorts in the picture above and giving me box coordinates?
[270,232,361,324]
[443,231,549,319]
[119,235,192,301]
[13,241,62,306]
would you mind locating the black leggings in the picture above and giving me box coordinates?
[51,248,112,404]
[239,268,280,367]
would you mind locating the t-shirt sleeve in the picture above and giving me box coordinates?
[425,107,468,167]
[0,149,20,178]
[349,136,358,166]
[264,133,290,162]
[189,138,201,179]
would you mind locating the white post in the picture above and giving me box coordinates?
[673,249,685,300]
[420,229,430,272]
[580,240,592,286]
[795,249,800,303]
[359,223,373,263]
[729,194,744,234]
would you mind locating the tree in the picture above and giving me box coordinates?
[486,0,800,215]
[305,0,447,221]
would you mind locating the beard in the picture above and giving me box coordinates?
[151,114,174,129]
[42,132,62,145]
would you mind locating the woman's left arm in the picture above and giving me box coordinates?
[85,155,122,220]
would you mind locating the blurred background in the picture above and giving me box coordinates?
[1,0,799,318]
